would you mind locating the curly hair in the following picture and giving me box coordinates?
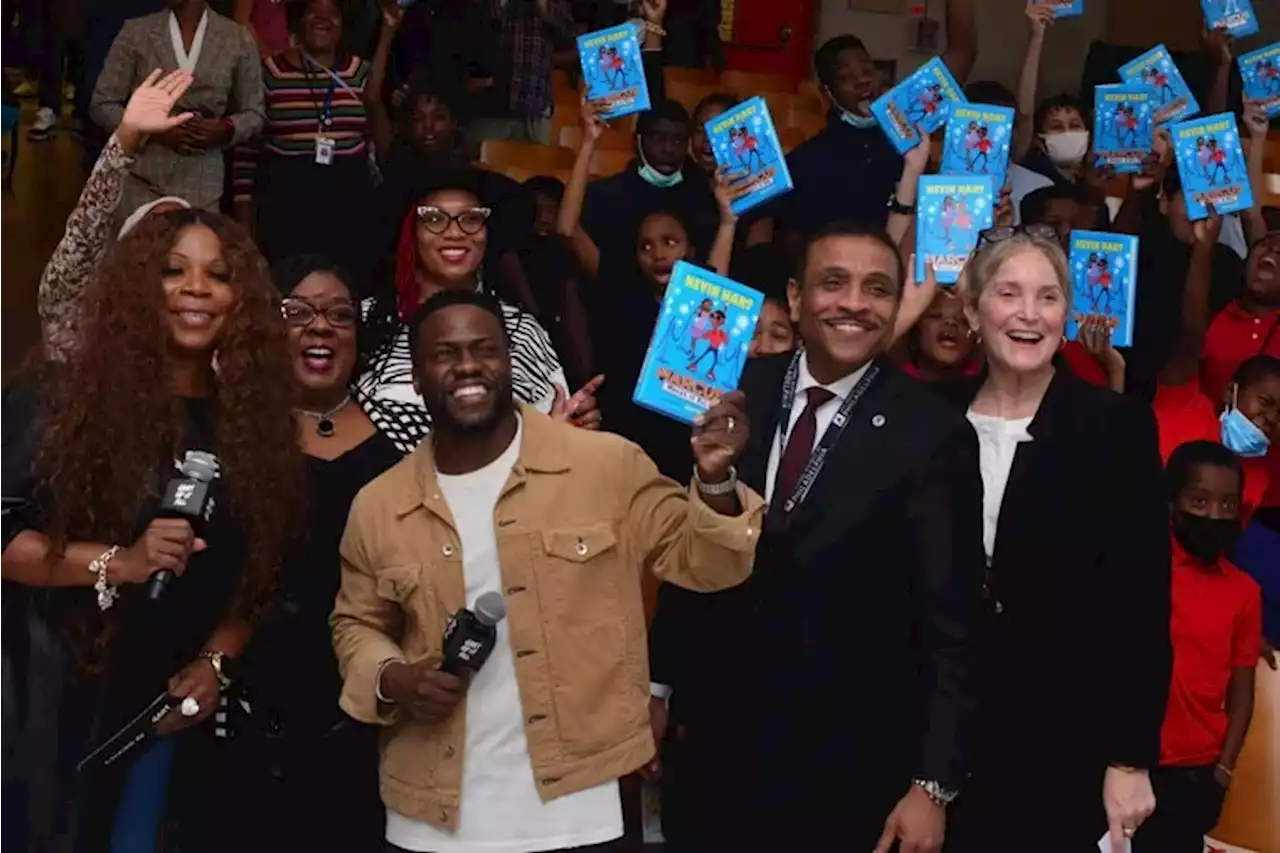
[36,210,306,666]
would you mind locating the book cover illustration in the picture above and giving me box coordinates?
[705,96,795,216]
[632,261,763,425]
[1239,42,1280,119]
[870,56,966,155]
[1119,44,1201,127]
[939,103,1016,190]
[1172,112,1255,220]
[576,23,650,120]
[1093,83,1154,174]
[1200,0,1259,39]
[1067,230,1138,349]
[1035,0,1084,17]
[915,176,995,285]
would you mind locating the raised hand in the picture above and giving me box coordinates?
[712,167,740,222]
[382,0,406,30]
[579,96,608,142]
[550,374,606,429]
[118,69,196,154]
[1202,25,1233,66]
[691,391,748,484]
[1024,1,1054,36]
[642,0,667,24]
[1192,204,1223,247]
[903,125,931,177]
[1243,99,1268,142]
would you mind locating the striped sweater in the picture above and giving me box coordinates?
[232,52,371,202]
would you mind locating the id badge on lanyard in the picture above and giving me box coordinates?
[315,136,335,165]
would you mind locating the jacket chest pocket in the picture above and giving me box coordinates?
[536,523,634,755]
[374,564,441,657]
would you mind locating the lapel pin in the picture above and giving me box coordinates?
[871,414,886,428]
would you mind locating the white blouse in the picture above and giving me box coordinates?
[965,411,1034,562]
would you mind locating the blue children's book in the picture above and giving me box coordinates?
[705,96,794,217]
[939,103,1016,191]
[1172,111,1255,220]
[915,176,995,285]
[870,57,966,155]
[1035,0,1084,17]
[576,23,650,120]
[631,261,763,425]
[1239,42,1280,120]
[1067,231,1139,348]
[1200,0,1259,39]
[1119,45,1201,127]
[1093,84,1154,174]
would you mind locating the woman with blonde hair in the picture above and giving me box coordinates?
[940,231,1171,852]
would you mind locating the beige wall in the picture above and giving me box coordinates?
[815,0,1107,97]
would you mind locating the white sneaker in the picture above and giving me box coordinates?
[28,106,56,140]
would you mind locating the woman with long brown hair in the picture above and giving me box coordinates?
[2,209,305,852]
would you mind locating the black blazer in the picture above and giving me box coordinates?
[938,367,1172,777]
[650,354,986,813]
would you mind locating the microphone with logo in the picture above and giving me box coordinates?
[442,591,507,676]
[147,450,219,602]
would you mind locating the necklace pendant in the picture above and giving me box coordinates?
[316,417,335,438]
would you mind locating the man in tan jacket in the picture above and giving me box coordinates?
[331,289,764,853]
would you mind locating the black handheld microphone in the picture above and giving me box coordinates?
[442,591,507,676]
[147,450,219,602]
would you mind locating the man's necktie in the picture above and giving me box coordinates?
[775,386,835,504]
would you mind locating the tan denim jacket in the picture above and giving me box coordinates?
[331,407,764,830]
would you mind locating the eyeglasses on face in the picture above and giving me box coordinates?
[415,205,492,235]
[978,224,1059,248]
[281,298,358,328]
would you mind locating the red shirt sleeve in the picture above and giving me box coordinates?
[1231,574,1263,668]
[1060,341,1110,388]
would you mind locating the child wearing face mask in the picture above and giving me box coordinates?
[1132,440,1261,853]
[1154,211,1280,523]
[558,115,738,480]
[1022,93,1093,187]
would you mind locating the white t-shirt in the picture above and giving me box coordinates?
[386,417,623,853]
[965,411,1034,562]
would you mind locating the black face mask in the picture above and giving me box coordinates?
[1172,511,1243,564]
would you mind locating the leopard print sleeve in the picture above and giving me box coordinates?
[38,134,135,361]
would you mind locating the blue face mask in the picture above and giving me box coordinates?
[1220,386,1271,458]
[836,105,877,129]
[636,140,683,187]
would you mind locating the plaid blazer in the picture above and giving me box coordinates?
[89,8,264,214]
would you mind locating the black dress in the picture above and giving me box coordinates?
[214,430,402,853]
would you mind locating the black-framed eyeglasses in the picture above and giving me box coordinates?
[978,224,1058,248]
[281,298,358,328]
[416,205,492,235]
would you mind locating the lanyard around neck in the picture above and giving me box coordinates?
[776,350,879,515]
[169,9,209,73]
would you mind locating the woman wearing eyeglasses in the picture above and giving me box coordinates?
[938,230,1171,851]
[212,253,405,852]
[358,169,601,452]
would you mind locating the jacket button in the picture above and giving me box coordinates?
[575,538,588,556]
[994,600,1004,614]
[506,585,526,594]
[440,809,449,823]
[442,544,455,557]
[445,743,456,757]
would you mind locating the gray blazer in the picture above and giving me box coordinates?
[90,8,264,213]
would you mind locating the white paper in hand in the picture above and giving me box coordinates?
[1098,833,1133,853]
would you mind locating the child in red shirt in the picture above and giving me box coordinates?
[1134,441,1261,853]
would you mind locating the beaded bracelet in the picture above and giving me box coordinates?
[89,545,121,611]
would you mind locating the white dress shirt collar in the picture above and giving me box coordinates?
[794,350,872,404]
[169,8,210,73]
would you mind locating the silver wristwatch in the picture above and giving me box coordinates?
[912,778,958,806]
[693,465,738,496]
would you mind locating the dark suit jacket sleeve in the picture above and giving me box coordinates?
[1099,403,1171,769]
[906,418,986,789]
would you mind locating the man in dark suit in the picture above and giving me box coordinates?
[648,223,986,851]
